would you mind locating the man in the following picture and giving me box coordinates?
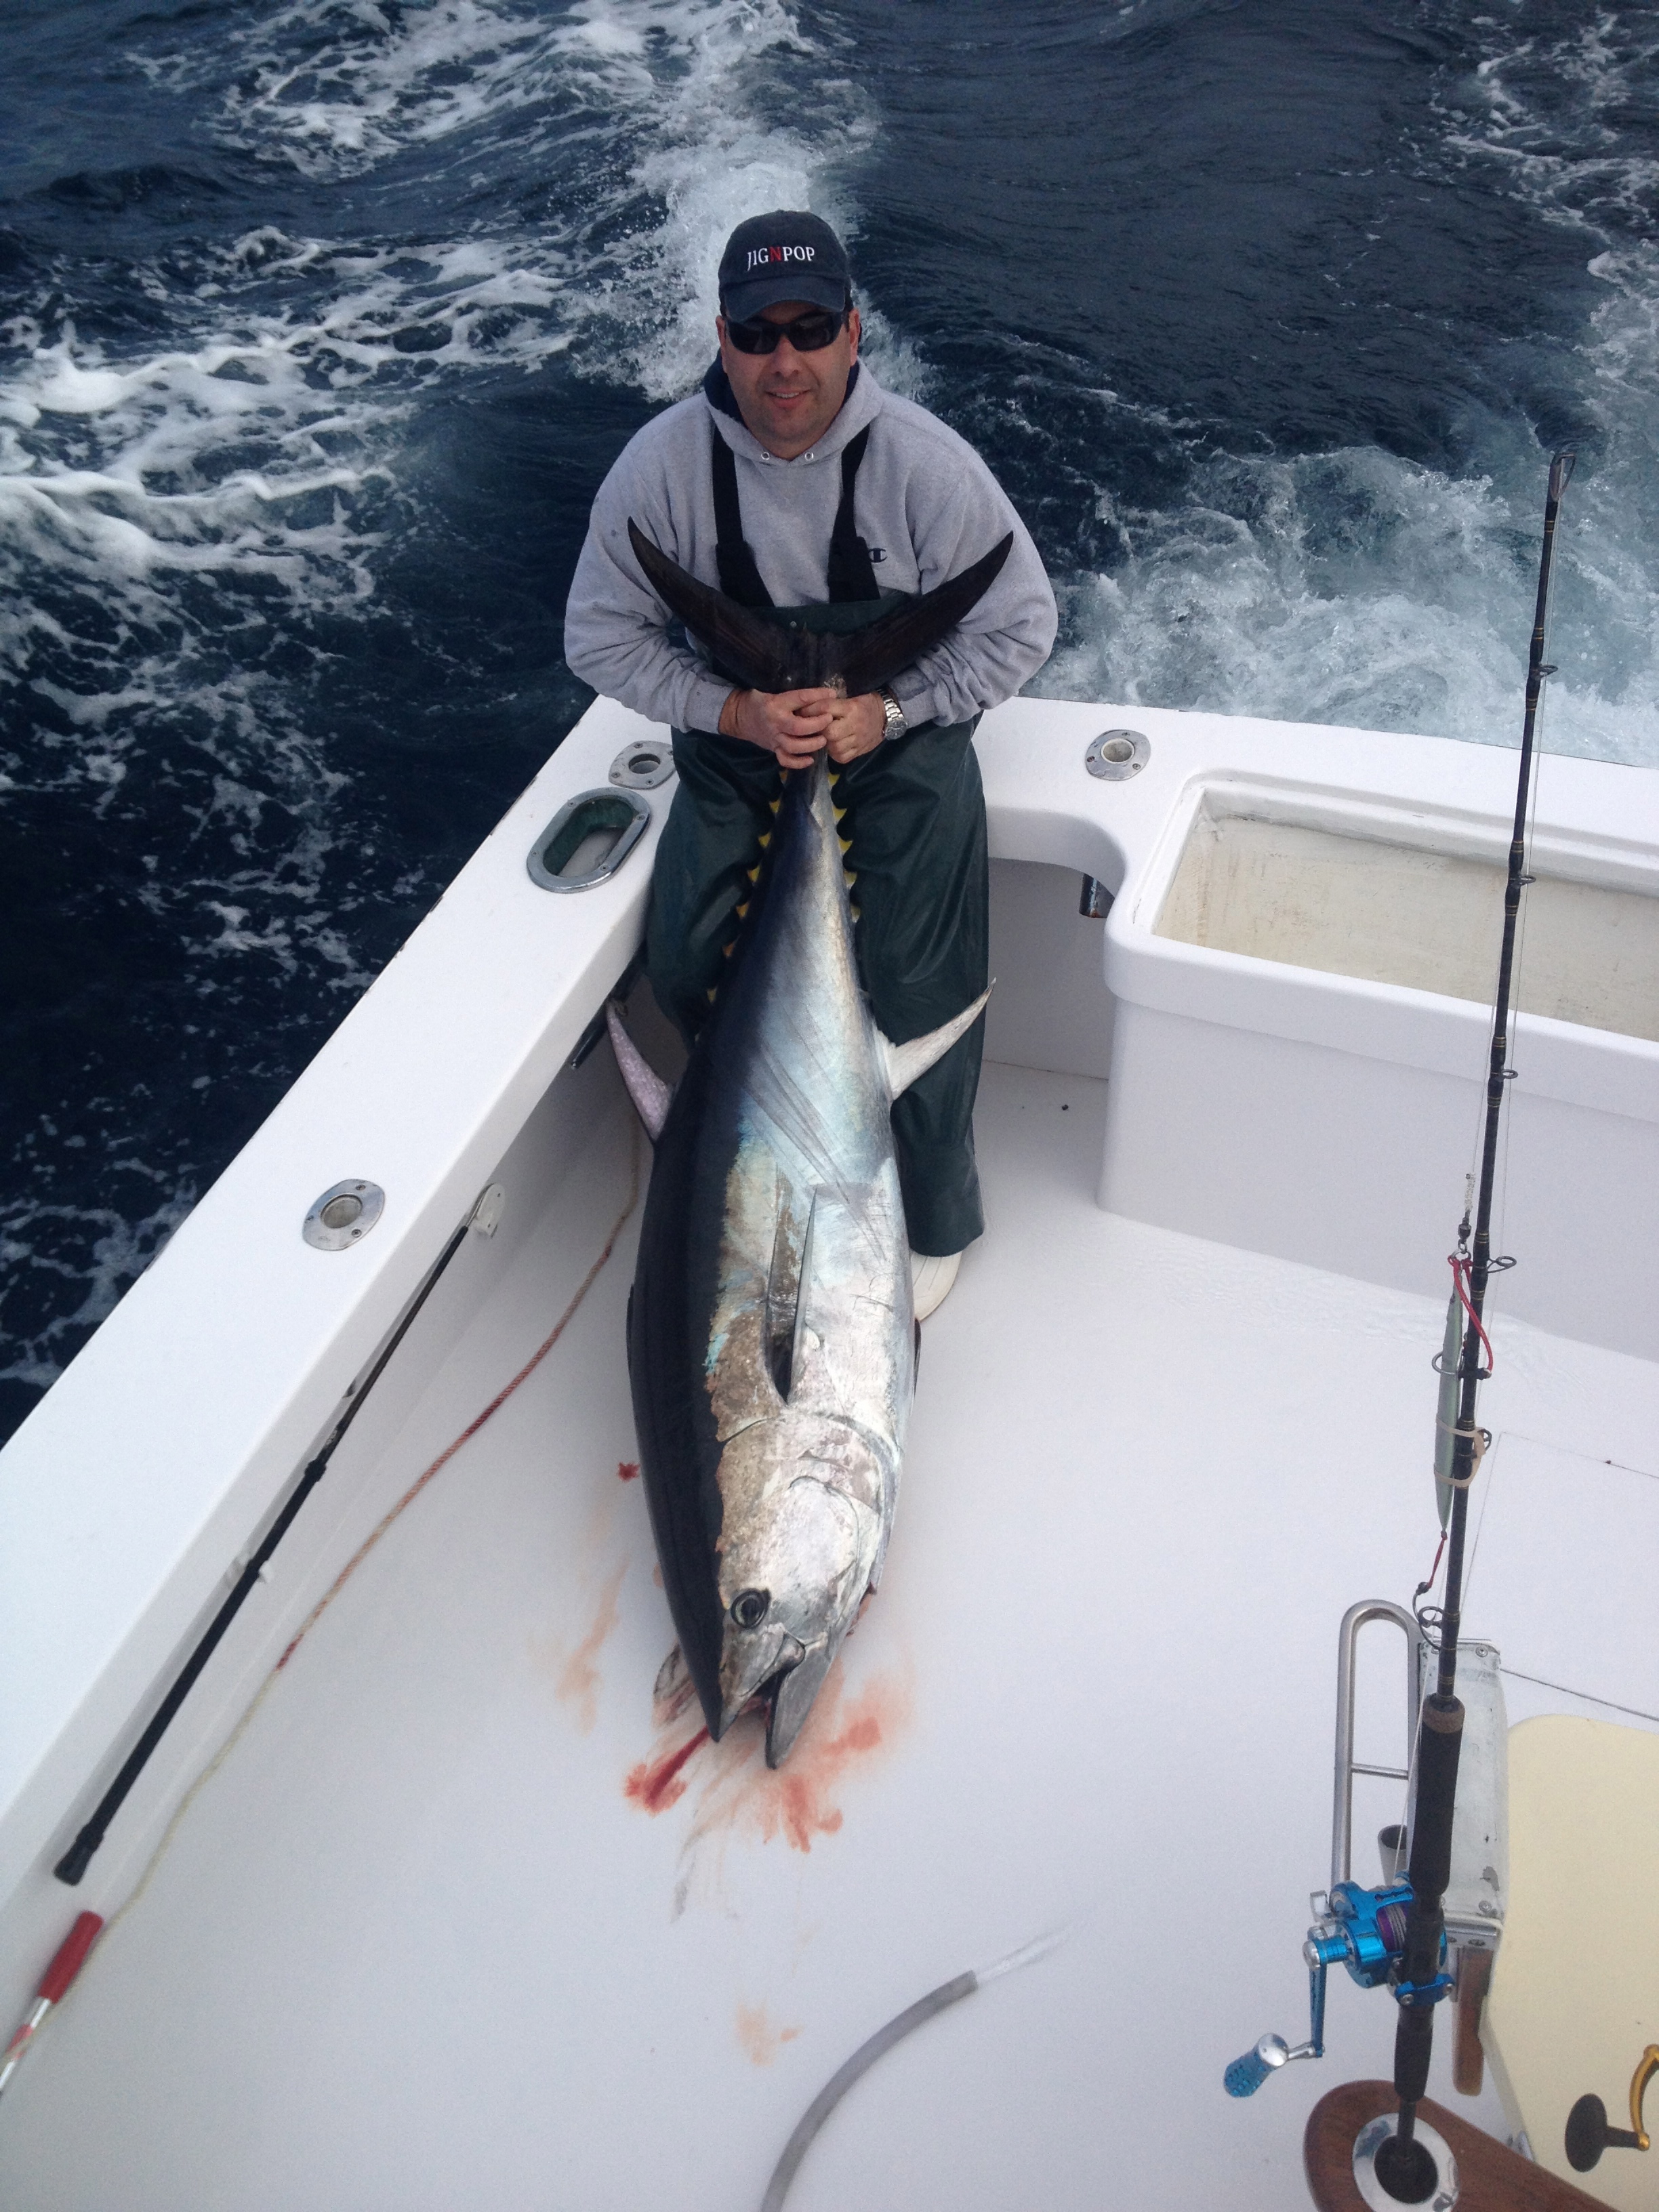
[565,211,1057,1316]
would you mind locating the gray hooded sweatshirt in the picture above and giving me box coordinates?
[563,360,1058,735]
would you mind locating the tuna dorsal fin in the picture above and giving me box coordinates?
[878,985,993,1100]
[831,533,1014,697]
[628,520,802,693]
[605,1002,672,1140]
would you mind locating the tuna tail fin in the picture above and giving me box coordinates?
[832,532,1015,697]
[628,520,802,693]
[878,984,993,1100]
[606,1002,672,1141]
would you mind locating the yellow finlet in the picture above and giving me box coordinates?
[722,940,737,959]
[768,796,781,815]
[705,987,718,1003]
[838,836,853,855]
[745,863,761,884]
[734,901,750,920]
[849,903,861,922]
[844,870,857,888]
[833,806,846,823]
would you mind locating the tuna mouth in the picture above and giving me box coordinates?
[716,1629,803,1742]
[761,1642,836,1768]
[715,1638,832,1765]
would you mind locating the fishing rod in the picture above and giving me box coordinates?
[52,1202,483,1887]
[1223,449,1576,2196]
[1375,444,1574,2198]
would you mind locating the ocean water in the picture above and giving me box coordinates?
[1,0,1655,1437]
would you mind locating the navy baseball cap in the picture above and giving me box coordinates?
[718,211,851,322]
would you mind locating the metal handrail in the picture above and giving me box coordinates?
[1331,1599,1420,1891]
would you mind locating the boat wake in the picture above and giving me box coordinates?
[1031,5,1659,766]
[0,0,869,1422]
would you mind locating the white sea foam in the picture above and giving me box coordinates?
[0,1185,197,1396]
[1039,5,1659,768]
[1036,423,1659,767]
[3,0,872,751]
[134,0,872,392]
[138,0,622,178]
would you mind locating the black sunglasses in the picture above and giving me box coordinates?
[724,306,849,355]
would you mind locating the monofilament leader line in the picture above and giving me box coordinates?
[1376,449,1576,2201]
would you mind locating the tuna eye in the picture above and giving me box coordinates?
[731,1589,769,1631]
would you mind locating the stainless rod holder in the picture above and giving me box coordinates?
[1332,1599,1420,1891]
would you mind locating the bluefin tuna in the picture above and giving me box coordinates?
[611,527,1004,1763]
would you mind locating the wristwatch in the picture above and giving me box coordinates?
[878,687,907,741]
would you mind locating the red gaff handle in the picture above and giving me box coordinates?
[37,1913,103,2005]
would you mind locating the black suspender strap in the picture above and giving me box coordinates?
[710,417,884,611]
[710,430,774,609]
[826,424,882,603]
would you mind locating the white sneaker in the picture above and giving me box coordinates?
[910,1248,962,1322]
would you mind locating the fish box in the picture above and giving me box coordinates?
[1099,775,1659,1359]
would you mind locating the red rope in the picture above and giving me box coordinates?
[1448,1254,1494,1374]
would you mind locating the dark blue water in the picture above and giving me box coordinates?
[3,0,1656,1439]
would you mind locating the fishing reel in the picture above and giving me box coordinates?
[1224,1876,1451,2097]
[1224,1599,1473,2100]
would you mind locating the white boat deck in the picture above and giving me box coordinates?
[3,1025,1655,2209]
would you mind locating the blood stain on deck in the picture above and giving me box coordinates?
[625,1725,711,1814]
[617,1460,639,1481]
[623,1650,912,1866]
[712,1669,909,1854]
[550,1561,627,1734]
[735,2002,802,2066]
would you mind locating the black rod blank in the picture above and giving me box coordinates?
[54,1214,474,1886]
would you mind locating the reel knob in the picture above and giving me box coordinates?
[1225,2034,1291,2097]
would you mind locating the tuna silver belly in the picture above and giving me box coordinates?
[614,756,986,1765]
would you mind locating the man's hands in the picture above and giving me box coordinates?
[719,687,886,768]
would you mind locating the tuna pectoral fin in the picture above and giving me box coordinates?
[832,532,1014,697]
[878,985,993,1101]
[628,521,800,693]
[606,1002,672,1141]
[766,1641,838,1767]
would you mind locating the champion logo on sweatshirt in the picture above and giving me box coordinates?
[745,244,817,270]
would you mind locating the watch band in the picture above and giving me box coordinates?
[878,687,907,741]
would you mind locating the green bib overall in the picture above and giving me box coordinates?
[645,424,988,1257]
